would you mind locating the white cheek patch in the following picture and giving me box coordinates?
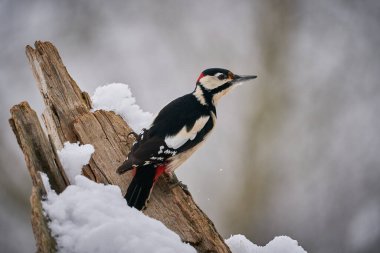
[200,76,228,90]
[165,116,210,149]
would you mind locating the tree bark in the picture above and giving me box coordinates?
[10,41,231,253]
[9,102,60,253]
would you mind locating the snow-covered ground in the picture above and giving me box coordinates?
[41,173,196,253]
[41,172,307,253]
[43,83,307,253]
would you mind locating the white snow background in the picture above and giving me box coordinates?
[44,83,307,253]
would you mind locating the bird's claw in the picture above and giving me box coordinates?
[127,131,139,140]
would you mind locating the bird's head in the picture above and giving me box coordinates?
[194,68,257,105]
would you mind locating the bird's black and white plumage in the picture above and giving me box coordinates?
[117,68,257,210]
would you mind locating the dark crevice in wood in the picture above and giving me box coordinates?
[48,134,70,186]
[82,91,93,109]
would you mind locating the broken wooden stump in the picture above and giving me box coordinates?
[9,41,231,253]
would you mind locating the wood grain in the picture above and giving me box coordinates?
[9,102,61,253]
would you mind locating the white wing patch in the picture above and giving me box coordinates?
[165,116,210,149]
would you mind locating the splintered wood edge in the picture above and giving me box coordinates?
[31,186,56,253]
[9,102,68,193]
[25,41,90,146]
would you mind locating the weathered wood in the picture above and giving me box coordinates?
[15,41,231,253]
[30,185,56,253]
[25,41,90,149]
[9,102,60,253]
[72,110,134,185]
[48,134,70,186]
[9,102,68,193]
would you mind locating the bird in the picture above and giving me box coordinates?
[116,68,257,210]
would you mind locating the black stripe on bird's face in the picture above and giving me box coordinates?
[210,82,234,95]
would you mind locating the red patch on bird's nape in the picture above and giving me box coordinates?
[154,165,166,182]
[196,73,205,83]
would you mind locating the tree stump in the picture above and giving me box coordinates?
[9,41,231,253]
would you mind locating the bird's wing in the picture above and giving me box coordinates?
[131,115,210,163]
[116,135,165,174]
[164,115,210,149]
[120,94,213,171]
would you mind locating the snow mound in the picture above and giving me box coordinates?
[41,174,196,253]
[57,142,95,183]
[91,83,154,133]
[226,234,307,253]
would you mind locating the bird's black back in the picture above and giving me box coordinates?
[149,93,214,139]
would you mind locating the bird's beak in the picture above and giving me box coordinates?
[231,74,257,84]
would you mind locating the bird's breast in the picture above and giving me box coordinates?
[165,142,204,172]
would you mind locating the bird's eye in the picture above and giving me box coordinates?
[216,74,226,80]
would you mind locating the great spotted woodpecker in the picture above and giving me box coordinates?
[117,68,257,210]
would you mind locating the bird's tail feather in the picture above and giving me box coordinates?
[125,164,165,210]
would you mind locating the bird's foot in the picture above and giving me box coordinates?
[167,173,190,195]
[127,131,139,140]
[119,131,139,146]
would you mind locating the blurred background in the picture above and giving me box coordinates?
[1,0,380,252]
